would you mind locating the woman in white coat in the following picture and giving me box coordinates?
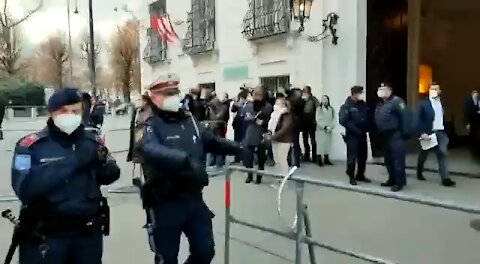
[316,95,336,166]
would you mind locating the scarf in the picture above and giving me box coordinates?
[268,108,287,133]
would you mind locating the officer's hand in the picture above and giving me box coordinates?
[74,143,99,168]
[189,159,209,187]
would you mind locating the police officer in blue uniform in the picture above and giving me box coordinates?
[10,88,120,264]
[133,74,242,264]
[375,83,408,192]
[339,86,371,185]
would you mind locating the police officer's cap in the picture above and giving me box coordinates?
[47,87,82,112]
[149,73,180,92]
[351,86,364,94]
[379,82,392,89]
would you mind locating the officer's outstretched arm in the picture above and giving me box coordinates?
[96,156,121,185]
[135,124,189,173]
[201,126,242,156]
[11,146,81,203]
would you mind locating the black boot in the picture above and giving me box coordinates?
[346,164,356,185]
[303,153,311,162]
[391,185,403,192]
[417,171,426,181]
[324,155,333,165]
[245,174,253,183]
[255,175,262,184]
[442,179,456,187]
[317,155,324,167]
[349,178,358,186]
[381,181,395,187]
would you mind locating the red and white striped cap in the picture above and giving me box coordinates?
[149,73,180,92]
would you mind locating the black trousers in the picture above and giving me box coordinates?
[288,132,301,167]
[346,133,368,179]
[233,128,244,162]
[243,145,267,181]
[302,124,317,160]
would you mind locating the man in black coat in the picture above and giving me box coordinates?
[242,86,273,184]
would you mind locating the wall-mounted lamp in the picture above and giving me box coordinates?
[306,12,339,45]
[291,0,339,45]
[291,0,313,32]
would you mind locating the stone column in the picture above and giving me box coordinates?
[406,0,421,108]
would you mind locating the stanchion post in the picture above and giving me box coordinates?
[304,205,317,264]
[224,168,232,264]
[295,181,305,264]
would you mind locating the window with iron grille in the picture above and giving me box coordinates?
[260,75,290,94]
[241,0,290,40]
[183,0,215,55]
[143,0,168,64]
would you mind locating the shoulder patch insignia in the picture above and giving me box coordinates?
[399,102,405,109]
[19,134,40,148]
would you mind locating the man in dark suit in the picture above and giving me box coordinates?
[465,89,479,130]
[416,83,456,187]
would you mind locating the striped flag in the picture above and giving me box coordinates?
[150,14,178,42]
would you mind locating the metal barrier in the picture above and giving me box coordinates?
[223,166,480,264]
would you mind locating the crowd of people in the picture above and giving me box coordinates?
[180,84,337,185]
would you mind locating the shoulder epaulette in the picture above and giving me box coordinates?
[18,132,43,148]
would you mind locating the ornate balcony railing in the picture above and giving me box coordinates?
[241,0,290,40]
[183,0,215,55]
[143,28,168,64]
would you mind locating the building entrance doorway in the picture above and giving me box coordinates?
[366,0,408,157]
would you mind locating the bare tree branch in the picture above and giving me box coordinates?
[8,0,43,28]
[1,0,8,27]
[35,34,69,88]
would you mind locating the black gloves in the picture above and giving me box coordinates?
[74,143,110,168]
[74,143,97,168]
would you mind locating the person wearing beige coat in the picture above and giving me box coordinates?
[315,95,336,166]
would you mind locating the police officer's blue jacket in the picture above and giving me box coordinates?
[339,97,370,135]
[135,108,241,199]
[375,95,410,136]
[11,120,120,216]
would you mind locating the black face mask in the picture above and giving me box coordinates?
[253,99,265,111]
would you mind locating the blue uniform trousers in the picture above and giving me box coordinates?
[345,132,368,178]
[383,132,407,186]
[150,198,215,264]
[19,232,103,264]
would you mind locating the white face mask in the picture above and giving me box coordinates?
[273,104,287,113]
[53,113,82,135]
[160,95,182,112]
[377,90,386,98]
[358,93,366,101]
[429,89,439,98]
